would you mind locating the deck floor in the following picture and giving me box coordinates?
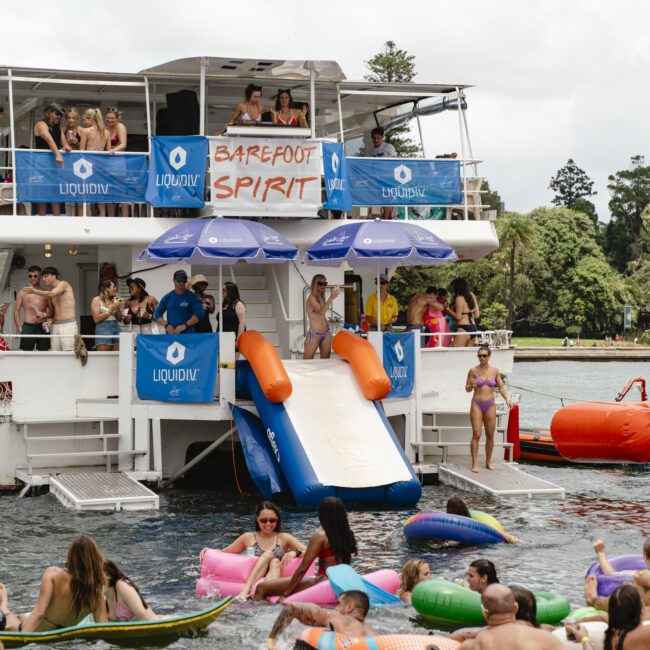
[438,460,565,497]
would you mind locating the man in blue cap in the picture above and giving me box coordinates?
[154,269,204,334]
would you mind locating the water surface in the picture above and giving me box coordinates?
[1,360,648,648]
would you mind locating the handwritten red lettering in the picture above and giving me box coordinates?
[246,145,261,165]
[214,146,231,163]
[294,176,319,199]
[234,176,254,197]
[260,145,272,163]
[213,175,234,199]
[262,177,287,202]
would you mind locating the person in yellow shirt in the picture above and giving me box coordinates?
[365,274,398,331]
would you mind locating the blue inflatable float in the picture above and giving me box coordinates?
[403,511,511,544]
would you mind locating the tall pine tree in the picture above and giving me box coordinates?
[365,41,420,157]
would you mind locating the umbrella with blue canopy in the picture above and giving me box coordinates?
[139,217,298,334]
[304,219,457,330]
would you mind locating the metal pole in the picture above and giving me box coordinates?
[8,69,17,217]
[336,84,345,143]
[416,112,426,158]
[376,265,381,331]
[144,75,153,218]
[460,104,478,176]
[199,57,208,136]
[309,64,316,139]
[456,87,469,220]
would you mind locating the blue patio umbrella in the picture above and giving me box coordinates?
[304,219,457,329]
[139,217,298,333]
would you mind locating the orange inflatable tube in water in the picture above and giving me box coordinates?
[551,401,650,463]
[332,330,391,401]
[237,330,292,403]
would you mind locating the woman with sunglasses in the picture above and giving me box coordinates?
[105,107,129,216]
[466,344,511,473]
[272,89,308,127]
[253,496,357,601]
[214,501,305,602]
[304,274,339,360]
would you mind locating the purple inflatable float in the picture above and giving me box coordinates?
[585,554,647,596]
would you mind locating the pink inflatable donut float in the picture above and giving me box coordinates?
[196,550,400,606]
[196,549,316,599]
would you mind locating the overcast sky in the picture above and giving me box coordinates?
[3,0,648,220]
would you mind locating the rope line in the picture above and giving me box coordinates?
[507,383,629,407]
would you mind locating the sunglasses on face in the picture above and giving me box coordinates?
[258,517,278,524]
[28,274,39,278]
[175,279,188,283]
[478,354,489,358]
[317,281,327,286]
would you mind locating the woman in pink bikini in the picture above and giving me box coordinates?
[465,344,511,473]
[103,559,158,622]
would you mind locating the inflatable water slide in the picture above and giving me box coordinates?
[231,330,422,507]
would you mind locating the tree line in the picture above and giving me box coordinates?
[366,41,646,337]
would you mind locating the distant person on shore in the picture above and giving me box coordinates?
[467,559,500,594]
[447,278,480,347]
[406,287,445,333]
[14,265,52,351]
[398,559,432,603]
[466,344,512,472]
[266,590,373,649]
[365,274,398,331]
[20,534,107,632]
[304,274,339,359]
[457,584,565,649]
[562,337,568,347]
[22,267,77,351]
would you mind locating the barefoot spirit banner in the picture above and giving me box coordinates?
[136,334,218,402]
[208,137,321,216]
[15,151,148,203]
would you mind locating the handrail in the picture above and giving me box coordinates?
[270,266,302,324]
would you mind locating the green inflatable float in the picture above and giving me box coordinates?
[412,579,570,627]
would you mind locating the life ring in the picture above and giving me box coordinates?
[585,554,646,596]
[403,511,511,545]
[299,627,460,649]
[411,579,570,626]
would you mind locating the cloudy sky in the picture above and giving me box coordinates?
[3,0,647,219]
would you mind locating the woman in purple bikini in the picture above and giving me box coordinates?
[465,344,511,473]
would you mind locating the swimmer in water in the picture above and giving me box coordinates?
[398,559,432,604]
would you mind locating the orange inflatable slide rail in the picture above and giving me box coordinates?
[237,330,292,403]
[332,330,391,401]
[551,401,650,463]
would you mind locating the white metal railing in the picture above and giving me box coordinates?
[410,328,513,349]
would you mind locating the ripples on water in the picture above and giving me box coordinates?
[1,361,649,648]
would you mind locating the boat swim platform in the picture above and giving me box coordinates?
[438,460,565,497]
[48,472,159,511]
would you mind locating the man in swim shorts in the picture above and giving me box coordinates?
[266,590,374,648]
[458,584,566,649]
[14,265,52,351]
[22,267,77,351]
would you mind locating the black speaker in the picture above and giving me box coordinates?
[164,90,200,135]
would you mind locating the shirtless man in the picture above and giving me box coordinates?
[14,265,52,351]
[266,590,373,648]
[406,286,445,331]
[22,267,77,352]
[34,102,70,216]
[459,584,566,650]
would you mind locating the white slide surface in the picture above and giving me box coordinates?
[283,359,411,488]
